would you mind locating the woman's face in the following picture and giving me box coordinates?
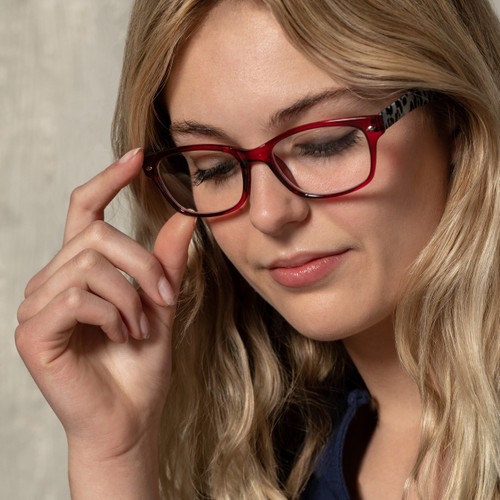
[165,1,450,341]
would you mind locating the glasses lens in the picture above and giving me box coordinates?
[272,125,371,195]
[156,150,244,215]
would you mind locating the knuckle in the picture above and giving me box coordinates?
[24,277,36,298]
[74,248,102,272]
[17,299,30,324]
[69,184,86,207]
[18,293,45,326]
[86,220,110,243]
[24,267,46,298]
[140,252,161,277]
[14,323,28,355]
[61,287,85,310]
[15,322,37,359]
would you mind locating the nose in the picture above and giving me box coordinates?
[247,162,310,235]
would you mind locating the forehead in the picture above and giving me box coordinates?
[165,1,347,138]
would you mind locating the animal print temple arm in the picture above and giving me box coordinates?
[379,89,436,129]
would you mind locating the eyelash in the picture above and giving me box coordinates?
[295,130,361,157]
[192,160,239,186]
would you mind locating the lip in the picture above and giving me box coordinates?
[268,250,350,288]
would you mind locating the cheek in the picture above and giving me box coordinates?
[204,122,449,341]
[207,217,249,267]
[331,126,448,280]
[357,129,448,274]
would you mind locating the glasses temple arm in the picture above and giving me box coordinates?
[378,89,436,130]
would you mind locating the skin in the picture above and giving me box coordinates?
[16,149,195,499]
[166,1,449,498]
[16,1,450,499]
[167,2,449,343]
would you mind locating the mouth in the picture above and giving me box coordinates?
[268,249,350,288]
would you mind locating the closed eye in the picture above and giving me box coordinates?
[192,159,240,186]
[294,129,362,158]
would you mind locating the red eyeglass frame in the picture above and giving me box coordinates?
[143,89,435,217]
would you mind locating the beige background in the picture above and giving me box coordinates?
[1,1,134,498]
[2,1,499,498]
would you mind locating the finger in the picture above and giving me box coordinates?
[151,213,197,307]
[63,148,143,244]
[18,248,148,340]
[26,221,168,308]
[16,287,128,369]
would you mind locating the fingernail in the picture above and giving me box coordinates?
[118,147,141,164]
[140,313,150,340]
[158,276,176,306]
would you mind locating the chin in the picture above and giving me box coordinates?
[277,304,396,344]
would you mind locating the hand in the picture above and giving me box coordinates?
[16,148,195,467]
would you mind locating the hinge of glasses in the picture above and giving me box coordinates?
[367,115,384,132]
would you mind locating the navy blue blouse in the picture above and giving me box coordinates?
[300,389,371,499]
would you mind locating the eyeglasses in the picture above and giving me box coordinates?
[143,89,434,217]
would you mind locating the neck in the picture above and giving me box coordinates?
[342,316,421,431]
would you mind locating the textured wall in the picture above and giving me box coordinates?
[1,1,134,498]
[2,1,500,499]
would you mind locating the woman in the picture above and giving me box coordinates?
[16,0,500,498]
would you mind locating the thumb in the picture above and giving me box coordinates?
[153,213,197,306]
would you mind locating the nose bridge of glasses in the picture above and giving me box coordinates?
[240,141,274,167]
[239,142,300,198]
[238,140,296,196]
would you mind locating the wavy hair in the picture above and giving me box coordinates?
[112,0,500,498]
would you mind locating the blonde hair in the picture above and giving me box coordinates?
[112,0,500,498]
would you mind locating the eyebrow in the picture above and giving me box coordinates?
[268,88,352,129]
[169,121,229,141]
[169,88,355,140]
